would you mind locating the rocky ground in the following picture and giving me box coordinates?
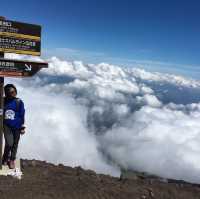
[0,159,199,199]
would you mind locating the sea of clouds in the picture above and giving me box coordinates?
[4,54,200,183]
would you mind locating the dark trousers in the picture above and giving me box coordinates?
[2,124,21,161]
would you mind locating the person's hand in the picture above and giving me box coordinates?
[20,125,26,135]
[20,129,25,135]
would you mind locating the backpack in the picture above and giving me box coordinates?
[15,98,21,112]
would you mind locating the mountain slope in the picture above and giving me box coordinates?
[0,159,199,199]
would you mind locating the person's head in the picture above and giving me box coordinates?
[4,84,17,98]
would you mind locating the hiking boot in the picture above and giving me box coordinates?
[8,160,15,169]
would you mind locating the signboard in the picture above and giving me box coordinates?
[0,17,48,170]
[0,58,48,77]
[0,20,41,56]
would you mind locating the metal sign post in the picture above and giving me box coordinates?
[0,16,48,170]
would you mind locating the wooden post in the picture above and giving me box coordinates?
[0,53,4,170]
[0,16,6,169]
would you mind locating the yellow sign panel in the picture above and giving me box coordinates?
[0,19,41,56]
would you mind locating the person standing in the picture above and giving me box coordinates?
[2,84,25,169]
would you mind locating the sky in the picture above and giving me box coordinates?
[1,0,200,78]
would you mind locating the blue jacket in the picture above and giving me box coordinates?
[3,97,25,129]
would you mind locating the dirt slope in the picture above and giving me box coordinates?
[0,159,199,199]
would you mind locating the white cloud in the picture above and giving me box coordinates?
[136,94,162,107]
[101,105,200,182]
[4,55,200,183]
[11,83,120,176]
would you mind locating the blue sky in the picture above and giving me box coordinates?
[1,0,200,79]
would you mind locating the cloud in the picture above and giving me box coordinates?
[4,55,200,183]
[5,78,120,176]
[101,105,200,182]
